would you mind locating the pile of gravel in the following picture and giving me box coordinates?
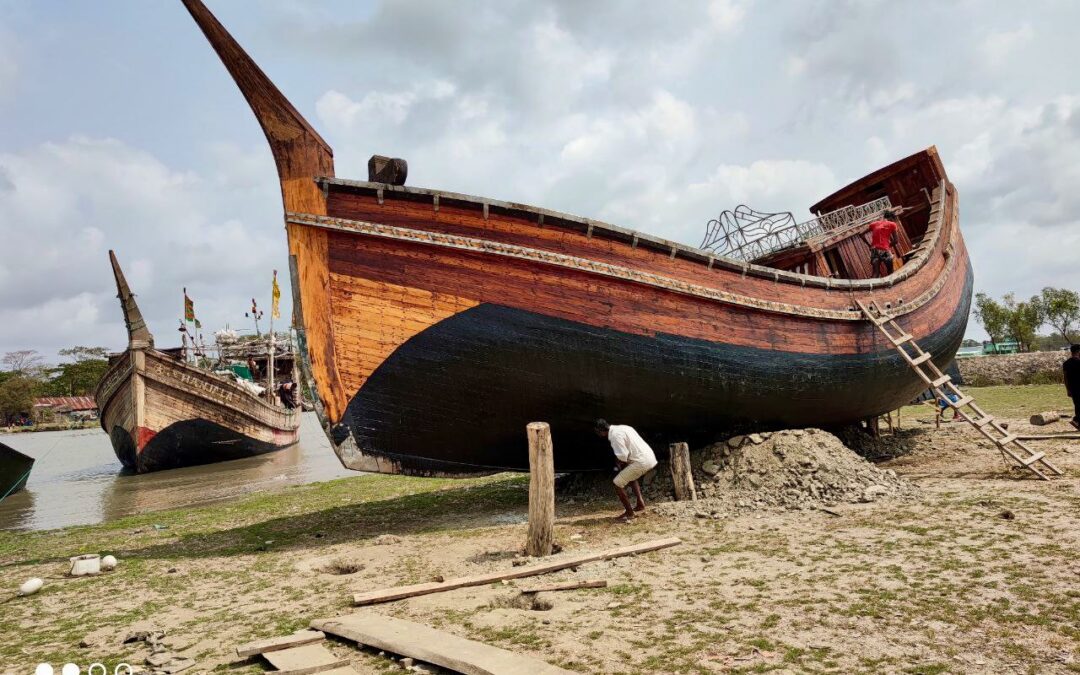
[647,428,917,519]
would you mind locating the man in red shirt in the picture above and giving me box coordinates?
[867,209,900,277]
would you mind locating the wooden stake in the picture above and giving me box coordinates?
[668,441,697,501]
[525,422,555,557]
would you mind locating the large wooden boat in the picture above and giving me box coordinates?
[180,0,972,476]
[0,441,34,497]
[95,252,301,473]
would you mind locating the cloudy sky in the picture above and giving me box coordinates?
[1,0,1078,361]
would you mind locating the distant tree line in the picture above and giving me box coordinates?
[0,346,110,423]
[973,287,1079,353]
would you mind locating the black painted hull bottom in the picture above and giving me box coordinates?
[110,419,296,474]
[332,266,972,476]
[0,443,34,495]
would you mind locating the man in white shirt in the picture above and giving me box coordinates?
[594,418,658,521]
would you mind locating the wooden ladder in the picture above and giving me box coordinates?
[856,299,1064,480]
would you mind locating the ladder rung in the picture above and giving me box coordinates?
[947,396,973,409]
[931,374,951,387]
[1021,452,1046,466]
[909,352,932,366]
[973,415,994,427]
[997,434,1017,445]
[891,333,914,345]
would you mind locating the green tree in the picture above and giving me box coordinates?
[45,346,110,396]
[1002,293,1043,353]
[1037,287,1080,344]
[973,293,1009,344]
[0,375,36,423]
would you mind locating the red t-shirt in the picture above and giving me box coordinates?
[869,219,898,250]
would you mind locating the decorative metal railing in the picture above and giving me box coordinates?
[700,196,892,261]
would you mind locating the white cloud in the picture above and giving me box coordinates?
[708,0,750,33]
[316,81,456,131]
[0,26,16,99]
[0,137,288,356]
[981,23,1034,64]
[5,1,1080,353]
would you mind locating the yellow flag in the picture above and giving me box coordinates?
[271,270,281,319]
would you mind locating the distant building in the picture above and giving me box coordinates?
[33,397,99,423]
[982,340,1020,355]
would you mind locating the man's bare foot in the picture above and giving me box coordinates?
[633,503,646,513]
[615,510,635,521]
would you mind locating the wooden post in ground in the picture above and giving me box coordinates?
[668,442,697,501]
[525,422,555,557]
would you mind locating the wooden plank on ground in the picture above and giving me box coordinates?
[519,579,607,594]
[236,630,326,657]
[313,612,576,675]
[351,537,681,606]
[263,644,349,675]
[1016,433,1080,440]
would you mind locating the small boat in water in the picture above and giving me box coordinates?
[95,252,301,473]
[181,0,972,477]
[0,441,34,497]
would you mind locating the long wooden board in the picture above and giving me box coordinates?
[236,630,326,658]
[313,613,575,675]
[351,537,681,606]
[1016,433,1080,440]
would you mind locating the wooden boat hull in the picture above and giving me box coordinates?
[180,0,974,477]
[336,276,970,474]
[304,167,970,476]
[96,348,300,473]
[0,441,34,496]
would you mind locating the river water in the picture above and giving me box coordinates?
[0,412,356,531]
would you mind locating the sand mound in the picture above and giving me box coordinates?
[650,428,917,519]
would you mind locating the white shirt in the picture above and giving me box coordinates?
[608,425,658,467]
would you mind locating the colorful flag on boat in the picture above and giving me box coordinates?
[271,270,281,320]
[184,288,195,322]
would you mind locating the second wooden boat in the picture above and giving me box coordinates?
[95,252,301,473]
[181,0,972,476]
[0,441,34,498]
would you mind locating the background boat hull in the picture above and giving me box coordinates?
[110,418,296,473]
[0,442,35,496]
[97,350,300,474]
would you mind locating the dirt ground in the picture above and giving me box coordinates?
[1,388,1078,674]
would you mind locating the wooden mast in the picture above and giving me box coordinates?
[179,0,348,421]
[108,250,154,350]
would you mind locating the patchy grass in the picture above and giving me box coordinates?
[3,390,1079,673]
[903,383,1072,422]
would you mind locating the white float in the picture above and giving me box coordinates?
[19,577,43,596]
[101,554,118,570]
